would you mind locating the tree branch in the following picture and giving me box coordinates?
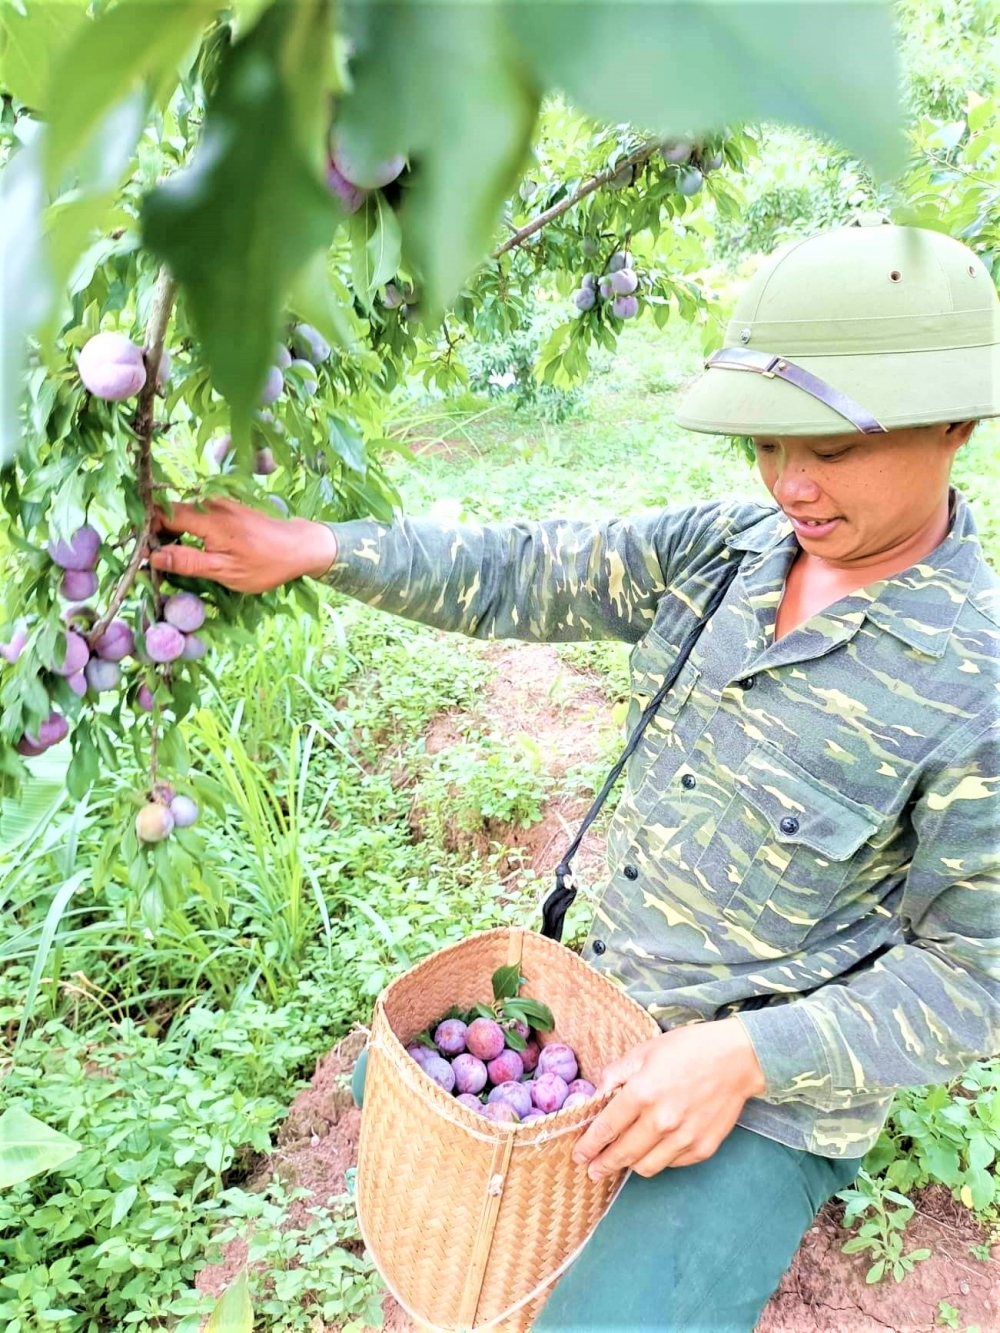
[87,267,175,647]
[492,139,665,260]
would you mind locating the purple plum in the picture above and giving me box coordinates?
[169,795,199,828]
[487,1049,524,1086]
[581,236,600,258]
[291,323,331,366]
[136,802,174,843]
[259,365,284,405]
[136,683,156,713]
[660,137,693,165]
[326,160,367,214]
[537,1044,578,1084]
[382,282,404,309]
[406,1043,437,1070]
[561,1092,591,1111]
[612,295,639,320]
[67,671,87,697]
[702,151,724,172]
[207,434,233,467]
[677,167,704,197]
[94,620,134,661]
[574,287,596,312]
[18,710,69,755]
[520,1038,541,1073]
[49,524,101,571]
[84,658,121,693]
[331,133,406,189]
[456,1093,485,1114]
[288,359,318,396]
[581,273,597,292]
[422,1055,456,1094]
[152,782,176,805]
[520,1108,546,1123]
[16,735,46,757]
[60,569,97,601]
[0,623,28,664]
[180,634,206,661]
[145,622,185,663]
[487,1081,532,1119]
[566,1079,597,1100]
[607,251,632,273]
[610,268,638,296]
[466,1018,506,1062]
[274,344,292,370]
[163,592,206,633]
[51,631,90,677]
[598,277,614,301]
[482,1102,518,1124]
[433,1019,468,1055]
[253,448,276,476]
[78,332,146,401]
[452,1053,488,1095]
[530,1072,568,1114]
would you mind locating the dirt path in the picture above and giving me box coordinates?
[196,644,999,1331]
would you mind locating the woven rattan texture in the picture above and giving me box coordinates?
[356,926,661,1331]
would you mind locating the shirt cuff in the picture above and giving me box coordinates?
[734,1001,835,1104]
[317,520,386,593]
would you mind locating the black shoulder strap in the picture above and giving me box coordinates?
[541,557,743,942]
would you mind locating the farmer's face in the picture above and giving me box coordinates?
[752,422,976,567]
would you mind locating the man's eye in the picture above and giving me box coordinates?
[755,443,776,453]
[815,450,848,461]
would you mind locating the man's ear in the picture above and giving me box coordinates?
[946,419,978,446]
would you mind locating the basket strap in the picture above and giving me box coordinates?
[540,557,744,943]
[458,1131,516,1329]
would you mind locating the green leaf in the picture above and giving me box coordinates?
[0,131,49,471]
[328,417,367,475]
[287,249,361,354]
[492,963,523,1001]
[507,1,905,180]
[841,1236,874,1254]
[0,1106,81,1189]
[66,725,99,802]
[501,1027,527,1052]
[865,1259,886,1284]
[966,1165,995,1212]
[351,191,402,301]
[906,1248,932,1262]
[966,1133,995,1173]
[338,0,540,313]
[43,0,207,188]
[502,996,554,1031]
[0,0,89,110]
[110,1183,138,1228]
[205,1267,253,1333]
[141,3,338,449]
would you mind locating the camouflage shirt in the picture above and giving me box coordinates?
[323,489,1000,1157]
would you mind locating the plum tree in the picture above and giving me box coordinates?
[16,710,68,756]
[607,251,631,273]
[77,333,146,402]
[433,1018,468,1055]
[274,344,292,370]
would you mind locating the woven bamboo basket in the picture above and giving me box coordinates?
[355,924,661,1332]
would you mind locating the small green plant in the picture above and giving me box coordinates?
[937,1300,961,1328]
[415,731,554,840]
[836,1170,933,1283]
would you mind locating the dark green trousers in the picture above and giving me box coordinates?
[351,1047,862,1332]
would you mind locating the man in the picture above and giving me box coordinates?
[153,216,999,1331]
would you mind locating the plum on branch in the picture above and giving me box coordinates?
[60,570,98,601]
[94,620,134,661]
[291,324,331,366]
[259,365,284,405]
[330,131,406,190]
[612,294,639,319]
[84,658,121,694]
[145,622,186,663]
[163,592,206,633]
[49,524,101,571]
[78,332,147,401]
[51,630,90,677]
[136,802,174,843]
[169,794,199,828]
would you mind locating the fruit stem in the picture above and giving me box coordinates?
[87,268,176,648]
[493,140,662,259]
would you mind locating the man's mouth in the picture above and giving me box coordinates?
[785,514,842,539]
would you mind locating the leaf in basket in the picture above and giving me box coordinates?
[442,1005,465,1022]
[503,997,555,1031]
[492,964,525,1001]
[501,1027,527,1052]
[468,1002,495,1023]
[413,1032,437,1049]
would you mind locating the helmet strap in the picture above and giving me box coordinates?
[706,347,887,435]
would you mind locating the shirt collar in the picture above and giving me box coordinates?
[725,490,983,658]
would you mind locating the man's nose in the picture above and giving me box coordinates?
[772,465,823,508]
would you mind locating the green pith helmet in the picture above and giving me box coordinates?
[675,213,1000,438]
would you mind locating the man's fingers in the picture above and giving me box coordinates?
[153,498,238,539]
[150,543,225,581]
[571,1086,639,1166]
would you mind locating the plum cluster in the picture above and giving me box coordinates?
[658,136,726,198]
[1,523,204,841]
[573,251,640,321]
[205,326,328,477]
[325,128,406,215]
[405,1016,596,1125]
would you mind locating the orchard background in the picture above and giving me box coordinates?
[1,0,999,1329]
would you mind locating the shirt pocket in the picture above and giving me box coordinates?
[695,743,880,953]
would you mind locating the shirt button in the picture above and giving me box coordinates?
[738,675,756,690]
[623,864,639,880]
[779,816,800,835]
[592,939,607,955]
[681,773,697,790]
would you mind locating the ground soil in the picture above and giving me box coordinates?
[196,641,999,1331]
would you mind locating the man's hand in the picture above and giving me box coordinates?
[149,498,338,594]
[570,1017,766,1180]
